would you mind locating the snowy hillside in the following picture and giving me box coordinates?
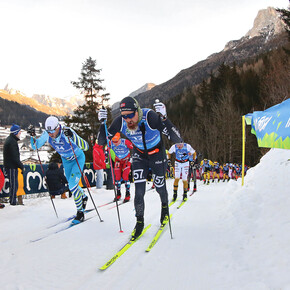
[0,148,290,290]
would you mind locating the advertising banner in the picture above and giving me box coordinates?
[0,163,97,198]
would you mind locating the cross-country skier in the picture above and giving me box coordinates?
[28,116,89,223]
[200,158,213,184]
[110,132,133,202]
[212,161,221,183]
[222,163,230,182]
[97,97,182,239]
[167,143,195,201]
[188,151,198,192]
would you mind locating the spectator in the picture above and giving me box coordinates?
[45,162,70,199]
[3,124,24,206]
[93,141,106,189]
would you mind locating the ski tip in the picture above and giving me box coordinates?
[120,230,124,233]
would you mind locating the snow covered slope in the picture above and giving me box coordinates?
[0,148,289,290]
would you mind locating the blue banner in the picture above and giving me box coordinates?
[245,98,290,149]
[0,163,97,198]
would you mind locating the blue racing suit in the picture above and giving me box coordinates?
[31,126,89,211]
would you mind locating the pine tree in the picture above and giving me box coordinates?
[64,57,110,162]
[276,7,290,40]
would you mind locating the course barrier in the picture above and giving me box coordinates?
[0,163,97,198]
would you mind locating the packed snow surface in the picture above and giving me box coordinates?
[1,148,290,290]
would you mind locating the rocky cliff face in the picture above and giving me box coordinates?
[134,7,287,108]
[245,7,285,38]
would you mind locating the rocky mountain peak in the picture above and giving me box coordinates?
[129,83,156,98]
[223,7,285,52]
[134,6,288,108]
[245,7,285,38]
[111,83,155,113]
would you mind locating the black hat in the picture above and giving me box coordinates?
[119,97,139,112]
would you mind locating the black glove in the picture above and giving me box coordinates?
[27,125,36,137]
[167,160,171,166]
[190,161,194,166]
[64,128,73,138]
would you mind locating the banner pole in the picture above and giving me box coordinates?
[242,115,245,186]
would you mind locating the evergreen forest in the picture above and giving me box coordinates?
[166,45,289,166]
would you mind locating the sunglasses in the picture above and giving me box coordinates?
[46,125,59,134]
[121,111,136,119]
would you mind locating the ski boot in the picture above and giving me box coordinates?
[160,203,169,224]
[132,216,144,240]
[114,190,121,202]
[72,210,84,224]
[124,191,130,203]
[82,196,88,210]
[207,180,210,185]
[172,193,177,202]
[183,193,188,201]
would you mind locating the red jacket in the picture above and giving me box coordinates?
[0,168,4,192]
[93,144,106,170]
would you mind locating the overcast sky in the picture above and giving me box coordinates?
[0,0,288,105]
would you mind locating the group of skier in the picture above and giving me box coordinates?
[27,97,185,239]
[26,95,247,239]
[198,159,246,184]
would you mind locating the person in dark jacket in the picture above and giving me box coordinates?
[45,162,70,199]
[3,124,24,205]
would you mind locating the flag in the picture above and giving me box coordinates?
[245,98,290,149]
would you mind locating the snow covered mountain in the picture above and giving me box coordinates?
[31,93,85,115]
[1,84,84,116]
[135,7,288,107]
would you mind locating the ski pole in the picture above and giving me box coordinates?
[103,119,123,233]
[67,137,104,222]
[154,100,173,239]
[163,150,173,240]
[32,137,58,218]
